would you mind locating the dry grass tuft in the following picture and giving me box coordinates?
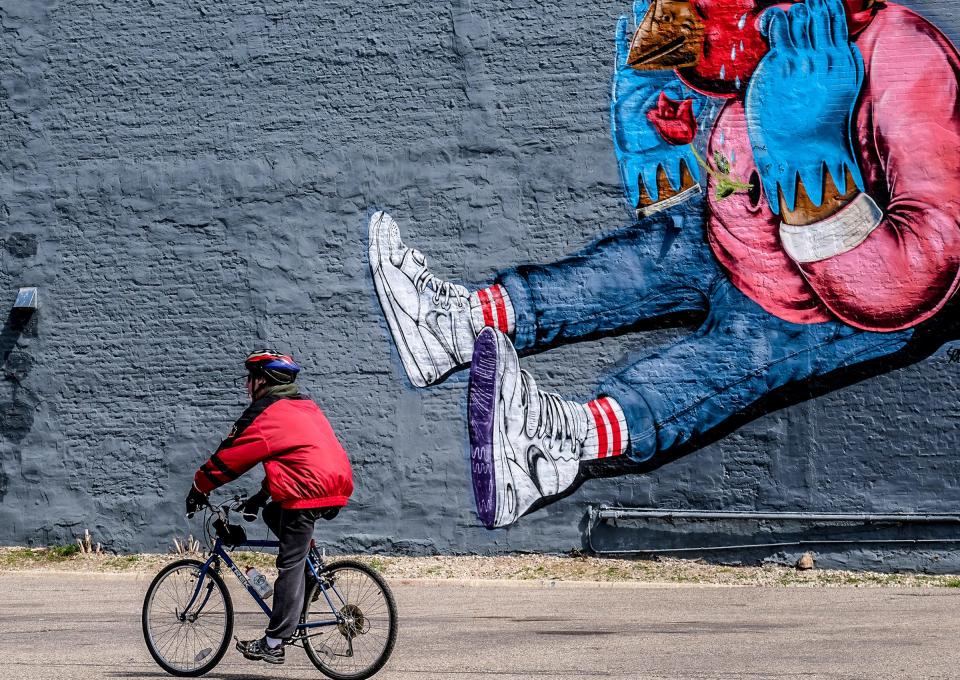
[171,535,202,556]
[76,529,102,556]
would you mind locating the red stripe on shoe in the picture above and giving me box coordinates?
[598,398,622,457]
[490,285,508,332]
[587,400,609,458]
[477,288,495,328]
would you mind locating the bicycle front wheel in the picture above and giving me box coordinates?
[142,559,234,677]
[301,559,398,680]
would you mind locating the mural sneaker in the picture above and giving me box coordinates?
[369,211,476,387]
[469,328,591,529]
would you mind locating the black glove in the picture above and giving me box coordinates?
[185,486,208,518]
[240,489,270,522]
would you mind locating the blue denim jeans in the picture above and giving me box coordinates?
[496,191,915,464]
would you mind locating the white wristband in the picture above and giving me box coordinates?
[779,193,884,264]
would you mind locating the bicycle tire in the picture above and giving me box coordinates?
[142,559,234,677]
[301,559,398,680]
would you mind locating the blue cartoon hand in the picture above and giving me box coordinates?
[610,0,705,209]
[745,0,865,215]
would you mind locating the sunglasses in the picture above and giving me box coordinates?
[232,375,254,388]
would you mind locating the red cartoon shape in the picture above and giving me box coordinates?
[646,92,698,145]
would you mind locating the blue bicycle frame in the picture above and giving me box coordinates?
[182,537,344,634]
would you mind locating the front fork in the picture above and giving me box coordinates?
[180,555,221,621]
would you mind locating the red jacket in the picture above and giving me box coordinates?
[194,394,354,509]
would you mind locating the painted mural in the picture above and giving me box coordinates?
[369,0,960,529]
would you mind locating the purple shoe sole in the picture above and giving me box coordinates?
[468,328,500,529]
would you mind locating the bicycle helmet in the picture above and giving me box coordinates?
[244,348,301,385]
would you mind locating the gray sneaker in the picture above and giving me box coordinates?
[236,636,284,665]
[369,211,476,388]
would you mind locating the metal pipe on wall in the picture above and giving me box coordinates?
[586,505,960,556]
[595,506,960,524]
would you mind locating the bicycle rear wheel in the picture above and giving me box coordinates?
[300,559,398,680]
[142,559,233,677]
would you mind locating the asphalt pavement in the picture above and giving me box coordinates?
[1,571,958,679]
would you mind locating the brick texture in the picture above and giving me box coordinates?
[0,0,958,569]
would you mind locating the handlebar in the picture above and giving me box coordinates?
[185,494,256,550]
[187,495,249,522]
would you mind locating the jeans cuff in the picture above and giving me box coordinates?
[597,376,656,464]
[495,268,537,351]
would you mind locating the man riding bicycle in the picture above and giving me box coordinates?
[185,349,354,665]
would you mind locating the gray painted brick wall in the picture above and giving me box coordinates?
[1,0,959,570]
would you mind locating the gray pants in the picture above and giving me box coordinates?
[262,502,320,640]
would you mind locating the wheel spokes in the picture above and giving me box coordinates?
[302,565,395,677]
[146,565,229,673]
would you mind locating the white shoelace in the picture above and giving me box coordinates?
[414,267,469,310]
[522,372,585,448]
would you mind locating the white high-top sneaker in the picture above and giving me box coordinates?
[468,327,591,529]
[369,211,477,388]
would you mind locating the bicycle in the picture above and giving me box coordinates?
[141,495,398,679]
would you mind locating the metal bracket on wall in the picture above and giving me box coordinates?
[13,287,38,311]
[586,505,960,555]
